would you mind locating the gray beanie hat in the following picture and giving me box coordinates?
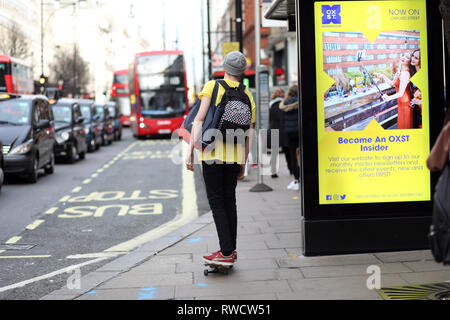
[223,51,247,76]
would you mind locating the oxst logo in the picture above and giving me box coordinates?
[322,5,341,25]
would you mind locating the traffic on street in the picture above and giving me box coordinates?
[0,0,449,305]
[0,128,208,299]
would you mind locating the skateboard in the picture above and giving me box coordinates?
[203,262,233,276]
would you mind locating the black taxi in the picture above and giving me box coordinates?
[0,93,55,183]
[52,98,87,163]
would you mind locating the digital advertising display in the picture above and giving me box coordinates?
[314,0,430,205]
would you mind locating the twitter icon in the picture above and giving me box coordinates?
[340,194,346,200]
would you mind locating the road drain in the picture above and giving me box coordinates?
[0,244,36,251]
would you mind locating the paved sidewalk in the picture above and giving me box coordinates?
[41,161,450,300]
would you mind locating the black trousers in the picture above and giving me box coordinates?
[287,133,300,180]
[202,161,241,256]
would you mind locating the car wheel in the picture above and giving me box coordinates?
[27,156,39,183]
[45,153,55,174]
[68,144,77,164]
[88,136,95,152]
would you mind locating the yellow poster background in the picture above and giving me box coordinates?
[314,0,430,204]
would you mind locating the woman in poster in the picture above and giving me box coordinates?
[375,52,413,129]
[410,49,422,128]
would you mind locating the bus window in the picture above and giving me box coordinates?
[0,63,8,91]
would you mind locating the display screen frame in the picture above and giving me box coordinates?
[297,0,445,221]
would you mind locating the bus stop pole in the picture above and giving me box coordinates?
[250,0,272,193]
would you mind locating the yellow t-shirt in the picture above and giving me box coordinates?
[198,79,256,164]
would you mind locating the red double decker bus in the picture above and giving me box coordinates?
[0,55,33,94]
[128,50,188,138]
[111,69,131,126]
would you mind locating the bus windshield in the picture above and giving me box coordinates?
[137,54,183,75]
[0,100,30,125]
[140,89,185,116]
[0,62,9,91]
[136,54,185,117]
[113,73,128,84]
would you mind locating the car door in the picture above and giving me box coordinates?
[43,100,55,159]
[32,100,45,168]
[37,99,52,166]
[72,103,85,152]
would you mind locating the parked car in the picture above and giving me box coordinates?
[0,139,4,191]
[107,101,123,141]
[78,99,102,152]
[52,98,87,163]
[0,93,55,183]
[94,103,114,145]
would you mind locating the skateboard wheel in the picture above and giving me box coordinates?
[204,269,209,276]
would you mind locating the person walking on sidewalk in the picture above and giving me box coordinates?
[280,84,300,191]
[268,88,286,178]
[185,51,256,267]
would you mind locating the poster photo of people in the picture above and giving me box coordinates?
[322,30,422,132]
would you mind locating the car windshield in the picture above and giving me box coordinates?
[0,100,30,125]
[53,105,72,123]
[80,106,92,122]
[95,106,105,120]
[108,106,115,117]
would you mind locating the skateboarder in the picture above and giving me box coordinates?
[185,51,256,267]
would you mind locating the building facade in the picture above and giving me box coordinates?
[0,0,41,78]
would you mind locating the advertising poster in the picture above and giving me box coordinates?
[314,0,430,204]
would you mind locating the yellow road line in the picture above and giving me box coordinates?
[6,236,22,244]
[59,195,70,202]
[72,186,82,193]
[26,219,45,230]
[91,173,98,178]
[104,141,198,253]
[45,207,58,215]
[82,179,91,184]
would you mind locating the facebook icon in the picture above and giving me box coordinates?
[322,5,341,24]
[326,195,332,201]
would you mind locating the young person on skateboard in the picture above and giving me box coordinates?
[185,51,255,267]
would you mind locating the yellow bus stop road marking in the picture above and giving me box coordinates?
[26,220,45,230]
[104,142,198,253]
[45,207,58,215]
[6,236,22,244]
[72,187,82,193]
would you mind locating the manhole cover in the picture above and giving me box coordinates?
[0,244,36,251]
[378,282,450,300]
